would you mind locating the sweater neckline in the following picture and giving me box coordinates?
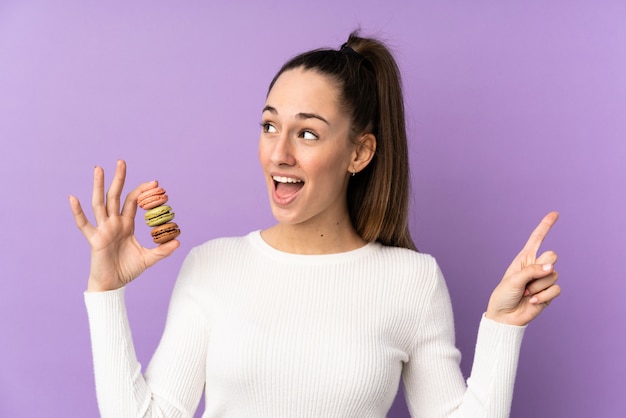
[247,230,380,265]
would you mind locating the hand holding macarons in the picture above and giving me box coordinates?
[69,160,181,292]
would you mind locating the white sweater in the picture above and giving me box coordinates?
[85,231,525,417]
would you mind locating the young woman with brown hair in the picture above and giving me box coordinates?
[70,31,560,417]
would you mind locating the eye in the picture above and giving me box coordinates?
[260,122,277,133]
[300,130,319,140]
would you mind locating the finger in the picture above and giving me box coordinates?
[106,160,126,216]
[521,211,559,256]
[529,283,561,305]
[525,271,559,296]
[69,195,96,238]
[121,179,159,219]
[92,166,107,224]
[509,262,556,290]
[143,238,180,268]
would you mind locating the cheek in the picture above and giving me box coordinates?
[305,153,349,185]
[323,145,353,174]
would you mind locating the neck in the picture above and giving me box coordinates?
[261,219,367,255]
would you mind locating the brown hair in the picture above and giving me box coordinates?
[268,31,416,251]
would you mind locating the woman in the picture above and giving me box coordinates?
[69,32,560,417]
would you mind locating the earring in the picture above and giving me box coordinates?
[351,169,356,177]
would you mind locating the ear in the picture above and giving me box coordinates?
[350,133,376,174]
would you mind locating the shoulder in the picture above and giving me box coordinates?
[188,232,257,259]
[376,244,436,262]
[175,233,257,279]
[372,244,439,276]
[366,245,449,328]
[173,233,258,290]
[361,243,444,298]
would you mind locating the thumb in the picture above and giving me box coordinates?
[144,239,181,268]
[536,250,558,266]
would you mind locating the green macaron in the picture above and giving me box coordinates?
[144,205,175,227]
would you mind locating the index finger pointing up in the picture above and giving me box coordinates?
[522,211,560,254]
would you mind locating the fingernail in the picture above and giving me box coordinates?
[524,288,530,296]
[542,263,552,271]
[530,296,539,304]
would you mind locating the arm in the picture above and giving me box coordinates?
[71,160,202,416]
[84,249,209,417]
[403,212,561,416]
[402,263,525,417]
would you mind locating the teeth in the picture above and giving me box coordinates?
[273,176,303,184]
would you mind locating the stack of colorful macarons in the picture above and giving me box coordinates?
[137,185,181,244]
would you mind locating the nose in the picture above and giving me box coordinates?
[270,133,296,166]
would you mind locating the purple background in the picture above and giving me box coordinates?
[1,1,624,417]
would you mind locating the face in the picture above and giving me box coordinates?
[258,68,356,228]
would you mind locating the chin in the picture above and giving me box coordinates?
[270,207,302,225]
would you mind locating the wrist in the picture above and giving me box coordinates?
[86,278,123,293]
[485,309,505,323]
[485,308,530,327]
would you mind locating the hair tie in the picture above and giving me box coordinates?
[340,43,364,60]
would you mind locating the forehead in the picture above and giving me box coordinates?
[265,68,342,115]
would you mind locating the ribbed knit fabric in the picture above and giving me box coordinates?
[85,231,526,417]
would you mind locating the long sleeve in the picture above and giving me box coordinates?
[402,262,526,417]
[84,248,210,418]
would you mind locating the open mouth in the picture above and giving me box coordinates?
[273,175,304,200]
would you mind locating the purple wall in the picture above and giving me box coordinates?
[1,1,624,416]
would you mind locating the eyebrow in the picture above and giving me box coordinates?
[262,105,329,125]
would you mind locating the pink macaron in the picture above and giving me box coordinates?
[137,187,168,209]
